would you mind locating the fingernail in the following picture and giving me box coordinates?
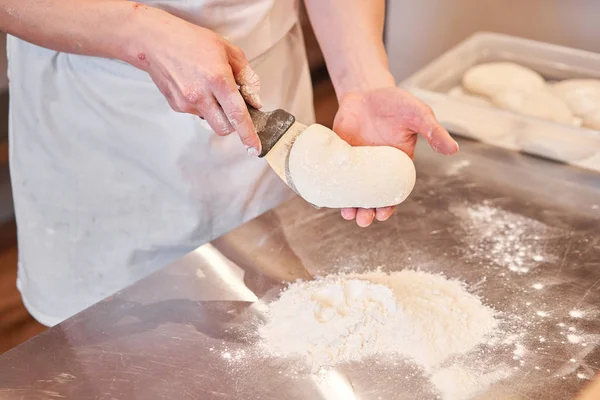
[246,145,260,157]
[454,140,460,151]
[376,213,391,222]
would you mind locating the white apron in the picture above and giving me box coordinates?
[7,0,315,326]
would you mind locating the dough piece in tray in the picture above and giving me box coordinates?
[490,88,576,125]
[463,62,545,98]
[288,124,416,209]
[447,86,493,107]
[550,79,600,117]
[583,110,600,131]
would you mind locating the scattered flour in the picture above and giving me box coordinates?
[431,365,511,400]
[568,334,583,344]
[513,343,527,359]
[258,270,507,399]
[446,159,472,176]
[455,202,551,273]
[569,309,585,319]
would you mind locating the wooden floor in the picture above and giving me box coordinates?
[0,221,46,354]
[0,78,339,355]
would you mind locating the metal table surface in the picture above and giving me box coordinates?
[0,138,599,400]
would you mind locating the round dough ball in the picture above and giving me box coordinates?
[490,88,575,124]
[462,62,545,97]
[447,86,494,107]
[550,79,600,117]
[289,124,416,209]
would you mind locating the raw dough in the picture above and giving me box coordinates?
[550,79,600,117]
[288,124,416,208]
[583,110,600,130]
[447,86,494,107]
[572,116,584,127]
[462,62,545,97]
[490,88,575,124]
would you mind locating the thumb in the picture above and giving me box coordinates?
[420,114,459,155]
[225,42,262,109]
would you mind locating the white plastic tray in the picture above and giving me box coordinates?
[402,32,600,172]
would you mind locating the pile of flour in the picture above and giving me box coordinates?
[258,270,507,399]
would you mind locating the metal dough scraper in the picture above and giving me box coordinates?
[246,104,310,199]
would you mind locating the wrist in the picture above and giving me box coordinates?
[331,64,396,101]
[114,4,176,70]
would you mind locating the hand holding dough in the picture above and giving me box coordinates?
[289,124,416,209]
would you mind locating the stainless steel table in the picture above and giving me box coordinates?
[0,138,599,399]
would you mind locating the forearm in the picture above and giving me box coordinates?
[0,1,172,68]
[304,0,395,99]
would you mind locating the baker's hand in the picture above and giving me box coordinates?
[333,87,459,227]
[137,15,262,155]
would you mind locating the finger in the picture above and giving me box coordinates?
[226,43,262,109]
[212,73,261,155]
[420,115,459,155]
[198,95,234,136]
[356,208,375,228]
[375,206,395,222]
[341,208,357,221]
[238,72,262,109]
[156,81,201,116]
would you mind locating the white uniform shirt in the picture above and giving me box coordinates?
[7,0,315,326]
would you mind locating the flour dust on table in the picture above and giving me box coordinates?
[452,201,555,274]
[258,270,515,400]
